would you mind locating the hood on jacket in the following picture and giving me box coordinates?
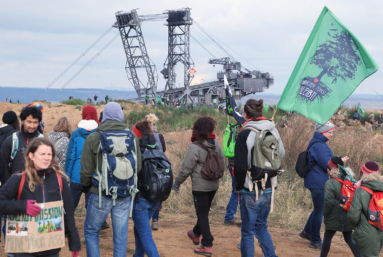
[0,124,14,135]
[329,167,354,179]
[96,120,127,132]
[78,119,98,132]
[361,173,383,191]
[48,131,69,143]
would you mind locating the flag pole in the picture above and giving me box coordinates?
[272,108,278,120]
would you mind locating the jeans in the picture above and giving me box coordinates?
[224,169,239,221]
[70,183,83,210]
[84,193,131,257]
[240,191,277,257]
[192,191,216,247]
[303,188,325,243]
[152,202,162,220]
[132,197,160,257]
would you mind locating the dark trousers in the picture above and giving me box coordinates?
[70,183,92,210]
[303,188,325,243]
[192,191,216,247]
[320,230,362,257]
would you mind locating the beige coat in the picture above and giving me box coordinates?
[174,139,223,192]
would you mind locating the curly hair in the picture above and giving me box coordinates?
[244,99,263,119]
[145,113,159,126]
[20,107,42,122]
[192,116,216,144]
[135,120,154,137]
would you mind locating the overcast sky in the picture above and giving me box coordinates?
[0,0,382,97]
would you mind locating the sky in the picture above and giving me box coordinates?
[0,0,382,97]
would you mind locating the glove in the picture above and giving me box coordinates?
[72,251,79,257]
[172,183,180,191]
[26,200,42,217]
[81,185,92,194]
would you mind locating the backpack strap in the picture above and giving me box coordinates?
[56,172,63,196]
[307,142,320,170]
[9,132,19,172]
[331,178,343,183]
[245,127,258,170]
[17,171,26,201]
[361,186,373,195]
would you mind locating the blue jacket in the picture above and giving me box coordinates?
[304,132,334,189]
[65,120,98,184]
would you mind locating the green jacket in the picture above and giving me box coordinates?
[323,169,353,232]
[80,120,142,196]
[347,173,383,257]
[174,139,223,192]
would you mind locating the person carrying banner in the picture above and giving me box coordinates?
[0,137,81,257]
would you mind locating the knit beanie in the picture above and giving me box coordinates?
[101,102,124,123]
[2,111,18,125]
[360,161,379,176]
[25,102,44,113]
[327,157,344,170]
[82,105,100,125]
[315,121,334,134]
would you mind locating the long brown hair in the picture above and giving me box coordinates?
[53,116,72,137]
[23,138,68,192]
[135,120,154,137]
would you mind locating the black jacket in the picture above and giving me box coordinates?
[0,126,42,185]
[0,168,81,256]
[0,124,18,148]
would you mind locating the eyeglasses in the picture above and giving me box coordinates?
[327,131,332,134]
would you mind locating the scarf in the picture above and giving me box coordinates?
[133,125,142,138]
[241,117,267,131]
[191,133,216,142]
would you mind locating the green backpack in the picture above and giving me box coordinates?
[223,123,242,158]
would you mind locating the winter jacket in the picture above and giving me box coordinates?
[234,119,285,192]
[80,120,142,196]
[174,139,223,192]
[0,124,18,148]
[353,112,360,120]
[0,126,42,186]
[65,120,98,184]
[348,173,383,257]
[304,132,334,189]
[0,168,81,256]
[323,168,354,232]
[369,113,375,123]
[48,131,70,171]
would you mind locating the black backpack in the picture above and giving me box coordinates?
[139,147,173,202]
[295,142,319,178]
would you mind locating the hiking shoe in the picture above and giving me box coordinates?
[188,230,200,245]
[224,220,236,225]
[299,230,311,241]
[309,242,322,249]
[152,220,159,230]
[194,245,212,256]
[101,221,110,230]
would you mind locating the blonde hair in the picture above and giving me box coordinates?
[145,113,159,126]
[53,116,72,137]
[23,138,68,192]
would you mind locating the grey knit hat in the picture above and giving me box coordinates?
[315,121,334,134]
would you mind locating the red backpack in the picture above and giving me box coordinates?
[331,178,356,212]
[361,186,383,231]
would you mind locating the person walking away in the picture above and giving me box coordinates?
[9,99,12,104]
[369,111,375,124]
[105,94,109,103]
[224,107,245,226]
[0,107,43,186]
[377,114,383,129]
[0,138,81,257]
[145,95,149,105]
[151,99,155,109]
[94,94,98,104]
[80,102,141,257]
[25,102,45,134]
[172,116,224,256]
[320,157,362,257]
[234,99,285,257]
[353,110,360,121]
[47,117,72,171]
[144,114,166,230]
[299,122,335,249]
[0,111,20,149]
[348,161,383,257]
[65,105,99,210]
[132,120,162,257]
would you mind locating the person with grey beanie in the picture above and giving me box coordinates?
[299,121,335,250]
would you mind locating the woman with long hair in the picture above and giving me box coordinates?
[0,137,81,257]
[48,116,72,171]
[172,116,224,257]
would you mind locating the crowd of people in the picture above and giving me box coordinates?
[0,98,382,257]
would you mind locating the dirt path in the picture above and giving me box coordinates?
[1,212,369,257]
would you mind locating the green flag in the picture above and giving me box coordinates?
[264,103,269,112]
[277,6,379,125]
[357,105,365,116]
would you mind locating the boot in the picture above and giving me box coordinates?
[152,220,159,230]
[194,245,212,256]
[187,230,200,245]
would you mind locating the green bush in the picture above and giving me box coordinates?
[62,99,84,105]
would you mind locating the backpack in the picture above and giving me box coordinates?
[193,141,225,180]
[330,178,356,212]
[139,144,173,202]
[92,129,138,215]
[222,123,241,158]
[17,170,63,200]
[360,186,383,231]
[9,132,44,173]
[244,126,283,212]
[295,142,319,178]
